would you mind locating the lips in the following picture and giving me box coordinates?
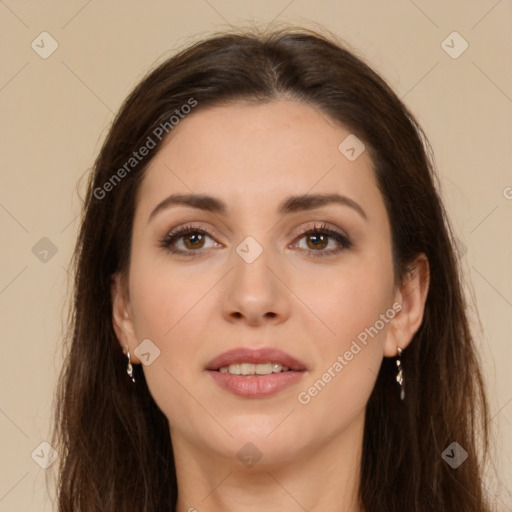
[206,347,307,372]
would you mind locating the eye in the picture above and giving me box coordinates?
[159,224,220,257]
[292,223,352,258]
[159,222,352,258]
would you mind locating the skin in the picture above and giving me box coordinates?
[112,99,429,512]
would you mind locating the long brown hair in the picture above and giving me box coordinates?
[50,25,500,511]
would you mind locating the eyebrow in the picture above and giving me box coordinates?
[148,192,368,222]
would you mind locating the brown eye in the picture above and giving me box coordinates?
[294,223,352,258]
[305,232,329,251]
[160,223,352,258]
[159,225,219,256]
[182,232,206,249]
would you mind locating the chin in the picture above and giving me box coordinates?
[214,421,310,457]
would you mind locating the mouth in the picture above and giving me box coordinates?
[216,362,294,376]
[205,347,307,398]
[205,347,307,373]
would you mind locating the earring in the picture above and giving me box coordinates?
[395,347,405,401]
[125,345,135,383]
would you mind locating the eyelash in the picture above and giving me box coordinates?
[158,222,352,258]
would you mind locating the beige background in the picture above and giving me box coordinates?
[0,1,511,510]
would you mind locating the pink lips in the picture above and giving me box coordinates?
[205,347,307,372]
[205,347,307,398]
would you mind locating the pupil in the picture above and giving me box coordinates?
[186,233,203,248]
[309,234,326,250]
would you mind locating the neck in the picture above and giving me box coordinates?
[172,412,365,512]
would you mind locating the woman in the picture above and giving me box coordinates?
[50,25,499,511]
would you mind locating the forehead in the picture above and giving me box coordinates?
[137,99,381,218]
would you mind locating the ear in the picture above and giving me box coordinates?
[383,253,430,358]
[111,272,141,364]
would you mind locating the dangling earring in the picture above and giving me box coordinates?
[125,344,135,383]
[395,347,405,400]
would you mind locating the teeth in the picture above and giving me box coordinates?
[272,363,283,373]
[217,362,291,375]
[241,363,256,375]
[228,363,241,375]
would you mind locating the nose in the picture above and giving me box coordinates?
[222,243,291,327]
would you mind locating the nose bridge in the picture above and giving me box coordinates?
[223,231,289,323]
[232,233,275,296]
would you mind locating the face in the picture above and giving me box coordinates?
[112,99,412,467]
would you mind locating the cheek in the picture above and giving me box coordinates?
[128,237,206,335]
[127,261,210,426]
[293,279,389,425]
[291,257,394,416]
[293,256,394,349]
[125,253,200,412]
